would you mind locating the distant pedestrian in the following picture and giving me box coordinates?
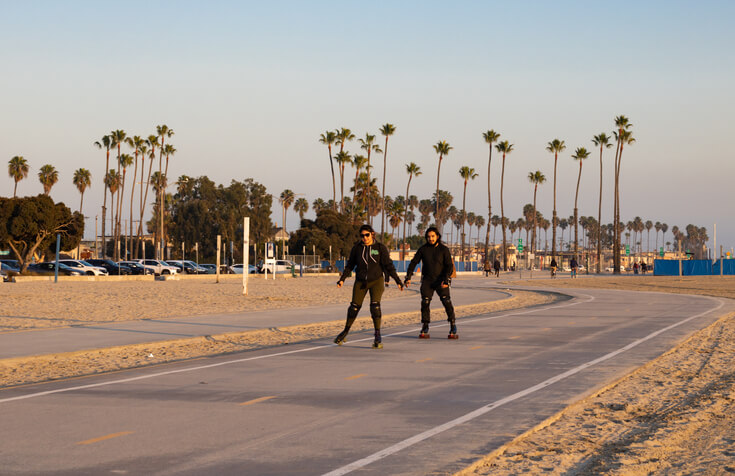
[483,257,491,277]
[570,257,578,278]
[335,224,404,349]
[493,258,501,277]
[404,226,457,339]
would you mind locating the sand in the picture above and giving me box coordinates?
[457,275,735,475]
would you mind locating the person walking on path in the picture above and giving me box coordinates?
[483,257,491,277]
[404,226,457,339]
[493,258,501,277]
[335,224,404,348]
[550,257,558,278]
[570,257,579,278]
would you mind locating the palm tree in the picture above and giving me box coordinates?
[528,171,546,263]
[38,164,59,195]
[155,125,174,258]
[116,154,134,259]
[661,223,669,251]
[379,123,396,236]
[8,156,29,198]
[496,140,514,270]
[137,135,158,254]
[294,197,309,222]
[358,133,383,225]
[351,154,368,222]
[546,138,566,260]
[559,218,569,252]
[319,131,338,210]
[73,168,92,258]
[336,128,355,212]
[459,166,478,263]
[645,220,653,254]
[592,133,613,272]
[279,189,295,238]
[312,198,326,214]
[105,169,121,258]
[433,140,453,218]
[402,162,421,260]
[94,135,113,257]
[482,130,501,263]
[571,147,590,261]
[333,150,352,213]
[612,116,633,272]
[126,135,145,256]
[474,215,485,253]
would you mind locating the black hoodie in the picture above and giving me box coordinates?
[405,241,453,284]
[339,241,402,285]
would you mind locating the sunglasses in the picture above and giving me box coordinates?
[360,233,371,237]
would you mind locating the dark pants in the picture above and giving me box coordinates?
[342,279,384,332]
[420,279,455,324]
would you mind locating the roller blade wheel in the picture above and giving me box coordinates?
[448,332,459,340]
[448,324,459,339]
[372,341,383,349]
[419,323,430,339]
[334,332,347,346]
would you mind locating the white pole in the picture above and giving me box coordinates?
[714,223,717,263]
[216,235,221,283]
[243,217,250,295]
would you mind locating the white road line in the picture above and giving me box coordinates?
[322,297,725,476]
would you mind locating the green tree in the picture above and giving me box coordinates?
[592,132,613,272]
[528,170,546,260]
[379,123,396,236]
[402,162,421,259]
[38,164,59,196]
[8,156,29,198]
[319,130,338,209]
[294,197,309,222]
[279,189,295,235]
[0,195,83,271]
[482,130,501,262]
[433,140,453,217]
[546,138,566,260]
[459,166,478,263]
[496,140,514,270]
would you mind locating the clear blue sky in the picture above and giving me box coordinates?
[2,1,734,252]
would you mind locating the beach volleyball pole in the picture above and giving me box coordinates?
[243,217,250,295]
[216,235,221,283]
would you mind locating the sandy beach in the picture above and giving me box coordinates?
[2,274,734,473]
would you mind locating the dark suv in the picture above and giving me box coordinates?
[86,259,133,275]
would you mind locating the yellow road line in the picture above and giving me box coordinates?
[76,431,133,446]
[239,396,277,406]
[415,358,433,363]
[469,346,483,350]
[345,373,367,380]
[508,336,521,340]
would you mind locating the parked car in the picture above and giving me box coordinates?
[0,259,20,269]
[59,259,109,276]
[304,264,323,273]
[26,262,86,276]
[605,265,626,272]
[166,260,208,274]
[85,259,133,275]
[262,259,296,274]
[1,261,20,276]
[132,259,180,275]
[199,264,217,274]
[119,261,155,275]
[228,264,258,274]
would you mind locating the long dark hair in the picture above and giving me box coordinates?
[425,226,442,242]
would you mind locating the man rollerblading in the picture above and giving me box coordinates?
[405,227,457,340]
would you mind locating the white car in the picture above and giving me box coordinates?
[136,259,180,275]
[262,259,296,274]
[59,259,108,276]
[605,265,626,272]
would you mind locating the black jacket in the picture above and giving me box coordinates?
[405,241,453,284]
[340,241,402,284]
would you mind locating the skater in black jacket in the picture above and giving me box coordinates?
[335,224,404,348]
[404,226,457,339]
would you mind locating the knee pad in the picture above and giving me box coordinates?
[347,302,361,319]
[369,302,381,319]
[421,296,432,308]
[440,295,453,309]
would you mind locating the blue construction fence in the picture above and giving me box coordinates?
[653,259,735,276]
[335,260,479,274]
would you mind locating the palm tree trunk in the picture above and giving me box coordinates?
[77,192,85,258]
[500,155,507,270]
[130,155,138,260]
[574,161,583,261]
[485,146,492,263]
[532,185,538,268]
[366,150,372,226]
[138,150,155,259]
[552,154,558,259]
[402,174,412,261]
[381,137,388,237]
[461,182,467,265]
[597,144,603,273]
[435,156,442,218]
[102,148,110,258]
[352,170,359,222]
[328,146,336,211]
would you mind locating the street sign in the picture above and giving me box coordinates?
[625,245,630,256]
[659,247,664,257]
[518,244,524,252]
[517,239,523,252]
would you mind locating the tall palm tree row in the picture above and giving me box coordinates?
[495,140,514,270]
[592,133,612,272]
[546,138,566,261]
[459,166,478,263]
[482,130,500,263]
[379,123,396,237]
[8,156,29,198]
[528,171,546,259]
[73,168,92,257]
[571,147,590,260]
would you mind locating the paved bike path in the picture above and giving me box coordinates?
[0,283,511,359]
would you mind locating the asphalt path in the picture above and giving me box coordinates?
[0,284,509,359]
[0,280,732,475]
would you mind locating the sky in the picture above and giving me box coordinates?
[2,1,734,254]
